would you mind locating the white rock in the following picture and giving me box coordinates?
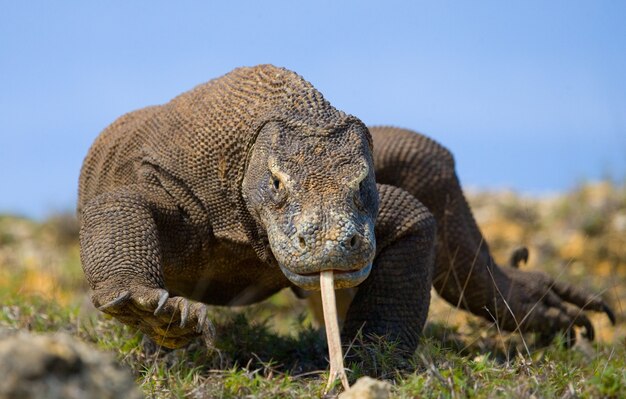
[338,376,392,399]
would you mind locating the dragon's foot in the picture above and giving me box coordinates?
[490,266,615,347]
[91,285,214,349]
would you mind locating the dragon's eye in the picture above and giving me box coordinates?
[269,174,287,206]
[271,176,282,191]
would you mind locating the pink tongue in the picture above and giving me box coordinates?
[320,270,350,393]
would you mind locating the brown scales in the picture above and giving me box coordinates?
[78,65,615,370]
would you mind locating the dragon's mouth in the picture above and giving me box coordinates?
[278,263,372,291]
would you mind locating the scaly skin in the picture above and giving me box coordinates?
[78,65,614,352]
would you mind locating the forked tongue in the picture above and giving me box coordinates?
[320,270,350,393]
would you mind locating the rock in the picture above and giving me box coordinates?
[0,330,142,399]
[338,376,392,399]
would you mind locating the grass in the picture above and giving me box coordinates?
[1,181,625,398]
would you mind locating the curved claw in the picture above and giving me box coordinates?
[98,290,131,311]
[154,289,170,315]
[509,247,529,268]
[195,306,208,334]
[603,304,616,325]
[179,298,190,328]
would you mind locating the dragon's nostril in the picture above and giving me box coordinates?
[348,234,359,249]
[298,235,307,249]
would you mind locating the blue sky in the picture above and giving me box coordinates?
[1,1,625,218]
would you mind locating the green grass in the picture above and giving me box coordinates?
[2,289,624,398]
[1,181,625,398]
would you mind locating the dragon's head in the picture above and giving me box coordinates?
[243,120,378,290]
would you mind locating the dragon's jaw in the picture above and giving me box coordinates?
[278,263,372,291]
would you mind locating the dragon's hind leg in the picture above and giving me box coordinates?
[369,126,614,345]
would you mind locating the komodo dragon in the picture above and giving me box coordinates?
[78,64,614,356]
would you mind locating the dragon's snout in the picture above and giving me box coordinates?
[271,209,376,291]
[293,218,364,258]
